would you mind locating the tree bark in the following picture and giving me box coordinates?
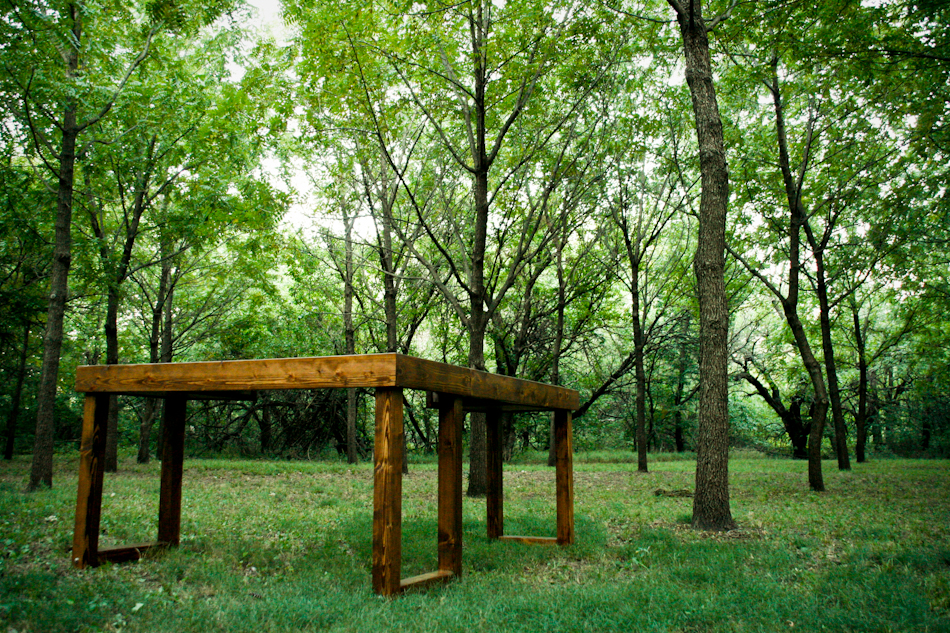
[769,62,829,492]
[343,207,359,465]
[629,243,649,473]
[138,258,170,463]
[155,274,174,462]
[738,368,809,459]
[466,6,491,496]
[548,226,567,467]
[28,6,82,491]
[852,305,869,462]
[672,313,692,453]
[806,228,851,470]
[669,0,736,530]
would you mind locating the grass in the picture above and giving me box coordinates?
[1,450,948,632]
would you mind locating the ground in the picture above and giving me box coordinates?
[1,450,948,632]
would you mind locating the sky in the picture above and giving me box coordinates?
[249,0,282,25]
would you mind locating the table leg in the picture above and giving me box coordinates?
[437,395,463,577]
[158,396,187,545]
[486,407,503,539]
[73,394,109,568]
[554,409,574,544]
[373,387,403,596]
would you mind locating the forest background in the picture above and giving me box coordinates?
[0,0,948,496]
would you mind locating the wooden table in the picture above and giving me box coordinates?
[71,353,578,595]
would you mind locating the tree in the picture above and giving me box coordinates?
[2,0,158,490]
[0,160,49,459]
[666,0,736,530]
[289,0,624,495]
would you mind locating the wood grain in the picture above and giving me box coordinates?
[437,395,463,577]
[486,408,504,539]
[497,536,558,545]
[399,569,454,592]
[71,354,579,594]
[76,354,399,394]
[372,387,403,596]
[555,409,575,545]
[72,395,108,569]
[76,354,579,412]
[158,396,186,545]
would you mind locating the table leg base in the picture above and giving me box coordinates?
[90,541,173,566]
[496,535,561,545]
[399,569,456,592]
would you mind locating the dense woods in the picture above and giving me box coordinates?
[1,0,947,499]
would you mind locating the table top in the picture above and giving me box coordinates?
[75,353,579,412]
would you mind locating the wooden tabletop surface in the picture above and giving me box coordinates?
[75,353,579,412]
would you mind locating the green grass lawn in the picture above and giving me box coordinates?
[1,451,948,632]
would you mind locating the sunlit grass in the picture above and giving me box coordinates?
[1,452,948,632]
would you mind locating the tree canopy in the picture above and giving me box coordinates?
[1,0,947,504]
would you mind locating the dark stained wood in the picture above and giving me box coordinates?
[498,536,558,545]
[399,569,454,591]
[158,396,186,545]
[72,353,578,595]
[76,354,579,412]
[97,542,162,564]
[555,409,575,545]
[372,387,403,596]
[72,394,108,568]
[400,356,578,410]
[437,395,463,577]
[486,408,503,539]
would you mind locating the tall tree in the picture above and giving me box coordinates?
[666,0,736,530]
[288,0,624,494]
[2,0,157,490]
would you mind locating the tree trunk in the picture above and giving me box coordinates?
[669,0,735,530]
[672,313,691,453]
[808,233,850,470]
[786,399,810,460]
[259,405,272,453]
[631,260,648,473]
[852,304,869,463]
[466,37,491,496]
[770,61,828,492]
[104,289,121,472]
[4,322,31,460]
[138,259,169,463]
[28,9,81,491]
[466,314,488,496]
[156,276,174,462]
[549,226,567,467]
[343,207,359,465]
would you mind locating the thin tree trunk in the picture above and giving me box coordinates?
[672,313,691,453]
[5,322,31,460]
[770,61,828,492]
[343,208,358,465]
[631,258,648,473]
[466,36,491,496]
[156,276,174,462]
[28,7,81,491]
[807,231,850,470]
[138,260,169,463]
[259,405,272,453]
[669,0,736,531]
[852,304,869,463]
[548,226,567,467]
[104,289,121,471]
